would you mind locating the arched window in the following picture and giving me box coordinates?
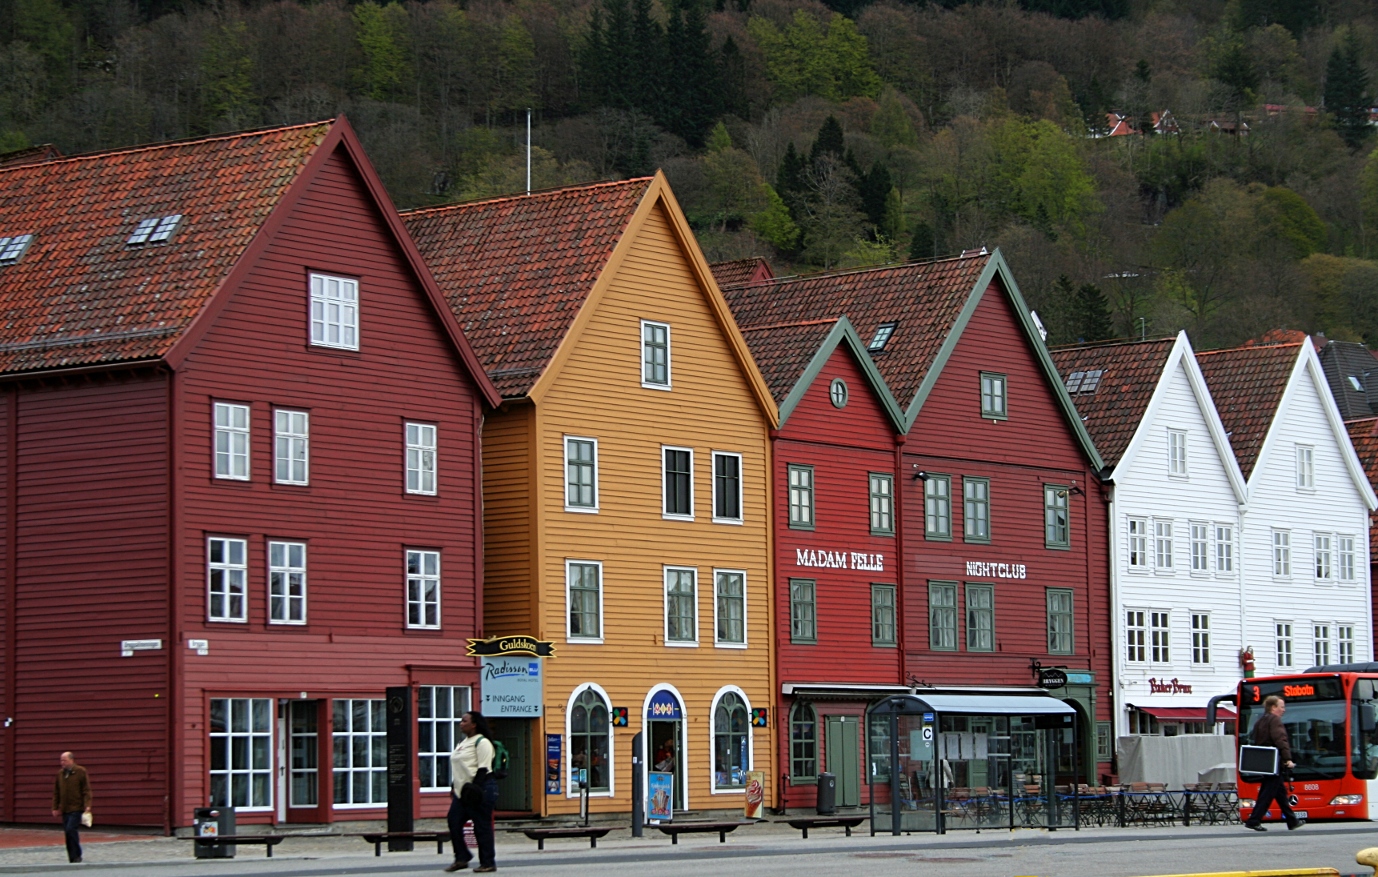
[713,690,750,790]
[570,687,610,792]
[789,702,817,781]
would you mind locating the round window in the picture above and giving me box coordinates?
[829,378,849,408]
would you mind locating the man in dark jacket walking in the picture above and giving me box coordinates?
[1244,697,1303,831]
[51,751,92,863]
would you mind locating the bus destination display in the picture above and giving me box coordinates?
[1243,677,1343,704]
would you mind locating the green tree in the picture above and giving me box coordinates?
[1325,30,1372,151]
[201,19,256,131]
[747,11,881,103]
[871,87,918,149]
[1072,279,1113,341]
[661,0,719,147]
[354,2,412,102]
[749,185,801,251]
[1212,39,1259,109]
[1237,0,1321,37]
[992,119,1099,236]
[1259,186,1326,258]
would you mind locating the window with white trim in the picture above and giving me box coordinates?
[1273,530,1291,577]
[309,273,359,350]
[1215,524,1234,573]
[1276,622,1293,669]
[788,465,814,529]
[1296,445,1315,490]
[1128,518,1148,568]
[642,320,671,387]
[406,550,440,629]
[1339,536,1356,582]
[1168,429,1187,476]
[1315,533,1333,581]
[1338,625,1355,663]
[712,690,750,790]
[406,423,437,495]
[1150,611,1170,662]
[870,473,894,535]
[1126,610,1146,663]
[273,410,309,485]
[268,540,306,624]
[715,569,745,646]
[332,699,386,805]
[713,452,743,523]
[665,567,698,645]
[214,402,250,480]
[565,437,597,511]
[570,686,611,792]
[1190,523,1209,572]
[418,686,472,791]
[208,537,248,622]
[567,561,602,641]
[209,697,273,809]
[1192,613,1210,664]
[1154,520,1174,569]
[1314,624,1331,667]
[663,447,693,519]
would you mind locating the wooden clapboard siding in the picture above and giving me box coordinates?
[482,401,535,636]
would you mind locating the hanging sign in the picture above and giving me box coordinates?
[751,708,768,727]
[546,735,562,795]
[611,707,629,727]
[1038,668,1069,690]
[467,635,556,658]
[481,656,543,716]
[647,691,683,719]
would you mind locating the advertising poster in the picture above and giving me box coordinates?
[647,772,674,822]
[545,734,562,795]
[480,656,543,717]
[743,771,765,819]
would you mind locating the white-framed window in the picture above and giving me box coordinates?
[208,537,248,622]
[1168,429,1188,476]
[714,569,746,647]
[788,465,814,529]
[1126,609,1146,663]
[1191,613,1210,664]
[1276,622,1293,669]
[268,540,306,624]
[665,566,698,646]
[567,684,613,795]
[309,273,359,351]
[870,473,894,535]
[1338,625,1355,663]
[209,697,273,810]
[1154,520,1174,570]
[213,402,250,480]
[1150,611,1170,663]
[710,687,752,793]
[663,446,694,520]
[406,549,440,629]
[713,452,743,523]
[332,699,386,806]
[566,560,603,642]
[564,436,598,512]
[1315,533,1333,582]
[273,409,309,485]
[1314,624,1331,667]
[405,423,437,495]
[1339,536,1356,582]
[1215,524,1234,573]
[1190,523,1209,572]
[1296,445,1315,490]
[1128,518,1148,568]
[1273,530,1291,577]
[641,320,671,388]
[418,686,472,791]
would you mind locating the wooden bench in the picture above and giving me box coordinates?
[781,816,866,839]
[655,820,753,844]
[350,831,451,856]
[520,826,613,850]
[189,834,285,858]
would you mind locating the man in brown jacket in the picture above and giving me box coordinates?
[1244,697,1303,831]
[51,751,92,863]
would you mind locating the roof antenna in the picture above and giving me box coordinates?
[526,108,532,195]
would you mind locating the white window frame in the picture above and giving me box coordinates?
[566,683,616,798]
[209,697,274,811]
[1126,609,1146,663]
[1296,444,1315,490]
[641,320,672,389]
[712,451,744,524]
[1273,530,1292,578]
[1314,624,1331,667]
[208,536,248,623]
[1339,536,1357,583]
[1150,611,1171,663]
[662,445,695,521]
[1168,429,1188,477]
[1315,533,1333,582]
[406,549,441,629]
[1338,625,1356,664]
[713,568,747,648]
[708,685,754,794]
[564,436,599,513]
[1154,519,1174,571]
[331,698,386,807]
[1188,523,1209,573]
[664,566,699,647]
[566,560,604,643]
[213,402,251,481]
[1128,518,1148,569]
[309,272,359,351]
[418,685,472,792]
[1215,524,1234,574]
[1276,621,1294,669]
[273,409,309,485]
[1191,613,1210,665]
[405,422,437,496]
[267,540,307,625]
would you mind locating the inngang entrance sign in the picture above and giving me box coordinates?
[481,656,544,716]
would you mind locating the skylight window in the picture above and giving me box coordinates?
[1066,369,1104,395]
[869,322,898,352]
[127,214,182,246]
[1349,375,1364,392]
[0,234,33,265]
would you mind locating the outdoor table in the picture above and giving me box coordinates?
[1118,786,1180,826]
[1181,785,1238,825]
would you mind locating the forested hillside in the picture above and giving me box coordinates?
[4,0,1378,346]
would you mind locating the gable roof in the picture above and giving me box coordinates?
[402,179,653,398]
[1194,342,1299,479]
[709,258,773,288]
[1317,339,1378,420]
[1049,338,1175,468]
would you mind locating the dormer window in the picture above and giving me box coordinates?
[0,234,33,265]
[869,322,897,352]
[127,214,182,246]
[1349,375,1364,392]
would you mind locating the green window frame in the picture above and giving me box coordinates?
[925,474,951,540]
[789,702,818,782]
[966,583,994,652]
[642,320,670,387]
[1047,588,1074,655]
[929,581,957,651]
[1096,721,1113,762]
[869,473,894,535]
[980,372,1007,420]
[1044,485,1070,548]
[963,477,990,543]
[564,437,597,510]
[570,687,611,792]
[788,464,815,530]
[790,578,816,644]
[871,583,896,646]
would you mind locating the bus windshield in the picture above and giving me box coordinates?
[1239,678,1348,781]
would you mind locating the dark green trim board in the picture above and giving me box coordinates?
[776,316,907,431]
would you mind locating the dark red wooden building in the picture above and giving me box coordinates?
[721,251,1113,806]
[0,119,499,830]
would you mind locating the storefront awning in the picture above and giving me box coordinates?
[1133,705,1236,722]
[870,691,1076,716]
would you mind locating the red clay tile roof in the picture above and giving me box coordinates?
[720,254,989,412]
[0,144,62,168]
[739,318,839,405]
[0,121,331,375]
[1345,417,1378,554]
[710,258,773,288]
[401,179,652,398]
[1049,338,1175,468]
[1195,342,1300,478]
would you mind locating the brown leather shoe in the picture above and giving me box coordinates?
[474,866,497,873]
[444,861,471,872]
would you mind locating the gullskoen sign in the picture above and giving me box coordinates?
[795,548,884,572]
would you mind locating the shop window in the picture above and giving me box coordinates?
[929,582,957,651]
[569,686,611,793]
[925,474,951,540]
[1047,589,1074,655]
[966,584,994,652]
[869,473,894,535]
[209,697,273,810]
[871,584,896,646]
[333,699,387,806]
[419,686,472,791]
[712,690,750,791]
[790,579,816,644]
[790,702,818,782]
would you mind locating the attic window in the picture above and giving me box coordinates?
[1066,369,1104,395]
[1349,375,1364,392]
[0,234,33,264]
[127,214,182,246]
[869,322,898,352]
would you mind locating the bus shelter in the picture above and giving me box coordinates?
[867,691,1080,834]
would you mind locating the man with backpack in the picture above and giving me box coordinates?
[446,710,503,872]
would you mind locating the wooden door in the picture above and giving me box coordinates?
[491,718,531,813]
[825,715,861,808]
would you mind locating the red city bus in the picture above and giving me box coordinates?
[1208,667,1378,821]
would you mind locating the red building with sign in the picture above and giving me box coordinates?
[0,119,499,829]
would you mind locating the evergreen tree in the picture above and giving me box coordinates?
[1073,281,1113,341]
[1213,41,1259,109]
[1325,30,1373,151]
[776,141,807,203]
[810,116,845,165]
[908,221,940,261]
[720,36,749,119]
[628,0,664,113]
[1238,0,1321,37]
[857,161,893,233]
[661,0,719,147]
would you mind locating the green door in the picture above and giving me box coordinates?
[825,715,861,808]
[490,718,531,813]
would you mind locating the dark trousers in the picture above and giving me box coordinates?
[447,779,498,867]
[1246,775,1298,827]
[61,811,82,862]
